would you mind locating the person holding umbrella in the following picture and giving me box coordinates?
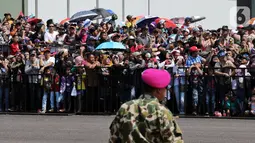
[181,17,192,29]
[3,13,14,25]
[125,15,136,30]
[109,68,183,143]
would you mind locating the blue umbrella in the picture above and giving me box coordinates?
[96,42,126,50]
[70,10,98,22]
[136,16,159,28]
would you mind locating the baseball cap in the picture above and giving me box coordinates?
[132,52,141,57]
[189,46,199,52]
[222,25,229,31]
[4,13,11,16]
[182,28,190,34]
[128,36,135,40]
[193,27,200,32]
[185,17,192,22]
[44,48,51,53]
[69,26,76,29]
[126,15,135,20]
[7,55,14,59]
[218,51,226,57]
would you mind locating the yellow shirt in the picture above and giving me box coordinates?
[125,21,135,28]
[77,74,86,90]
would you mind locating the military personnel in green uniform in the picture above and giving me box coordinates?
[109,69,183,143]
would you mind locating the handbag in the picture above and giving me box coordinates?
[71,85,77,97]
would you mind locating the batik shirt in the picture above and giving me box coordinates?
[109,94,183,143]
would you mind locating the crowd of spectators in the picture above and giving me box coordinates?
[0,12,255,117]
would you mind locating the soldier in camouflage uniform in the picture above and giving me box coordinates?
[109,69,183,143]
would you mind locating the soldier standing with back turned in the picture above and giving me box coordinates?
[109,68,183,143]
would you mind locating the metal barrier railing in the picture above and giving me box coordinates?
[0,66,254,117]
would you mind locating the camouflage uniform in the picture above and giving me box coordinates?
[109,94,183,143]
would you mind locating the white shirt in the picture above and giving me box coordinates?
[43,57,55,67]
[44,31,58,42]
[56,34,67,44]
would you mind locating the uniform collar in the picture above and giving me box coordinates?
[139,93,158,101]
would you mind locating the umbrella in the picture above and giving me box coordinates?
[190,16,206,23]
[136,16,159,28]
[106,9,115,15]
[96,42,126,50]
[70,10,98,22]
[247,17,255,25]
[27,18,42,24]
[170,17,185,25]
[91,8,113,19]
[155,18,177,29]
[131,15,144,24]
[60,18,70,25]
[17,11,24,19]
[124,15,144,27]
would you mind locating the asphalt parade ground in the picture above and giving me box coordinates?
[0,115,254,143]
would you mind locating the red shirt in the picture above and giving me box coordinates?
[10,43,20,55]
[51,75,60,91]
[130,46,138,53]
[130,45,144,53]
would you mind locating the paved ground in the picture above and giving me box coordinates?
[0,115,254,143]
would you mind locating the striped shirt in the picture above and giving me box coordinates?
[186,55,202,67]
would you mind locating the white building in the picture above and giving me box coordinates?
[0,0,242,29]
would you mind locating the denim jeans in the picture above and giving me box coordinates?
[192,87,199,107]
[42,91,60,111]
[54,92,62,109]
[206,89,215,114]
[174,85,185,114]
[0,87,9,111]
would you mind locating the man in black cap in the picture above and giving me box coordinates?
[25,51,41,112]
[125,15,136,29]
[107,14,118,30]
[3,13,13,24]
[220,25,234,47]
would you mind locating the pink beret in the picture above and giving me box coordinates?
[142,69,171,88]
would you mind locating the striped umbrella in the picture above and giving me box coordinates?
[132,15,144,24]
[155,18,177,29]
[136,16,159,28]
[96,42,126,50]
[247,17,255,25]
[124,15,144,27]
[70,10,98,22]
[171,17,185,25]
[60,18,70,25]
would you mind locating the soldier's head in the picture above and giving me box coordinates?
[141,69,171,101]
